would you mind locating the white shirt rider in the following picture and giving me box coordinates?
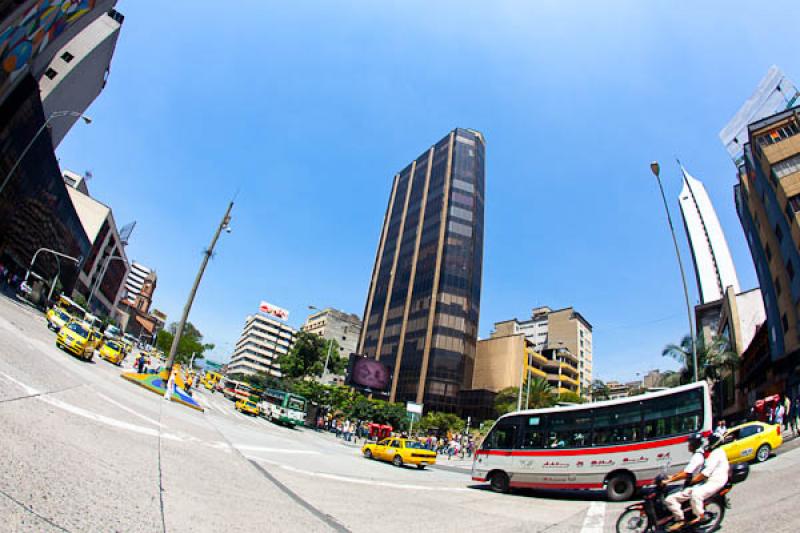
[700,447,729,486]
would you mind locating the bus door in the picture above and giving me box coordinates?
[514,415,548,482]
[477,416,521,479]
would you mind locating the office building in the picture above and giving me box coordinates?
[115,261,160,342]
[678,165,741,303]
[64,171,128,317]
[227,313,296,377]
[358,128,485,412]
[733,105,800,400]
[39,8,123,147]
[492,306,593,396]
[302,307,362,381]
[124,261,154,302]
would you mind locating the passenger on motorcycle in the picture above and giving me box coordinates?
[663,433,730,531]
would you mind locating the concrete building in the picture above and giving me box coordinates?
[124,261,154,302]
[492,306,593,397]
[227,313,297,377]
[301,307,362,382]
[38,8,123,148]
[63,170,128,317]
[678,165,741,304]
[358,128,485,413]
[732,105,800,401]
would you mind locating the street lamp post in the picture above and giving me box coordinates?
[649,161,698,383]
[0,110,92,197]
[164,201,233,376]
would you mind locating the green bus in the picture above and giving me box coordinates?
[260,389,307,427]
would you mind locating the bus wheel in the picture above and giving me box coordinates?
[489,471,510,494]
[606,472,635,501]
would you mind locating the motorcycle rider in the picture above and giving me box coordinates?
[663,433,730,531]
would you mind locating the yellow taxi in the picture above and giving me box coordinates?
[235,399,261,416]
[46,307,72,332]
[721,421,783,464]
[361,437,437,469]
[98,340,125,365]
[56,321,102,361]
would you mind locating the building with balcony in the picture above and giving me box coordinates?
[734,104,800,400]
[227,313,296,377]
[491,306,593,397]
[358,128,485,413]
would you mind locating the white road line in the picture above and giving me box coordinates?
[580,501,606,533]
[94,391,164,427]
[246,455,471,492]
[235,445,320,455]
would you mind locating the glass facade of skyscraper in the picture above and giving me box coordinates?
[359,128,485,412]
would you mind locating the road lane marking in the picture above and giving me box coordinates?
[580,501,606,533]
[246,455,471,492]
[94,391,164,427]
[235,445,320,455]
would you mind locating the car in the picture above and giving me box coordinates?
[235,399,261,416]
[46,308,72,331]
[361,438,437,469]
[721,421,783,464]
[98,340,125,365]
[56,321,102,361]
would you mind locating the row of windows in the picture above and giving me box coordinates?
[756,121,799,148]
[483,388,703,450]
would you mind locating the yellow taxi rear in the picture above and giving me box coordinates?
[98,340,125,365]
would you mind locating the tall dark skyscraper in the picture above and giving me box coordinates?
[358,128,485,412]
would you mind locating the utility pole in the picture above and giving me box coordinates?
[164,201,233,375]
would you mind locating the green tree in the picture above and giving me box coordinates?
[72,293,88,310]
[526,377,556,409]
[556,391,585,404]
[662,334,739,387]
[155,322,214,366]
[493,386,520,417]
[418,411,465,434]
[277,332,346,379]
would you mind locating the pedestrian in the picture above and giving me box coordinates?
[784,395,792,432]
[775,401,785,427]
[136,354,145,374]
[713,420,727,438]
[164,370,175,400]
[794,398,800,436]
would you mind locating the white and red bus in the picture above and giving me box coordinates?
[221,379,253,402]
[472,382,711,500]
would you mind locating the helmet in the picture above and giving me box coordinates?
[687,432,704,450]
[707,433,723,449]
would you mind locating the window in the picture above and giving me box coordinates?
[520,416,547,449]
[787,194,800,217]
[642,388,702,440]
[549,411,591,448]
[593,403,641,445]
[482,417,520,450]
[44,68,58,79]
[61,51,74,63]
[774,153,800,179]
[738,425,762,439]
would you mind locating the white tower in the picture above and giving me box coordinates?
[678,164,741,303]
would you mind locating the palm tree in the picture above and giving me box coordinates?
[525,377,554,409]
[661,334,739,387]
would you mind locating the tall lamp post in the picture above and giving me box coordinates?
[649,161,698,383]
[164,201,233,376]
[0,110,92,196]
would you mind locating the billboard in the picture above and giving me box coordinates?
[720,66,799,168]
[345,353,392,392]
[259,301,289,320]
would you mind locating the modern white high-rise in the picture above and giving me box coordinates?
[678,165,741,304]
[124,261,153,300]
[227,314,296,377]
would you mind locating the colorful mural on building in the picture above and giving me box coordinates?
[0,0,97,94]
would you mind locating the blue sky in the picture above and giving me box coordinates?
[56,1,800,381]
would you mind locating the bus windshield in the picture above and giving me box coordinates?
[288,396,305,411]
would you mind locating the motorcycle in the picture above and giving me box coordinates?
[615,463,749,533]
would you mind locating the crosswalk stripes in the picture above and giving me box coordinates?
[579,501,606,533]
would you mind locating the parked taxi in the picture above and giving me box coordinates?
[235,399,261,416]
[721,421,782,463]
[361,437,437,469]
[98,340,125,365]
[46,307,72,332]
[56,321,102,361]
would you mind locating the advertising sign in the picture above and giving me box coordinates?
[259,301,289,321]
[345,353,392,392]
[406,401,423,415]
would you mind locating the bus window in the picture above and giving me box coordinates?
[548,411,591,448]
[482,417,521,450]
[642,388,702,439]
[520,415,547,449]
[592,402,642,445]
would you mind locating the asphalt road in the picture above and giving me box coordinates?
[1,294,798,532]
